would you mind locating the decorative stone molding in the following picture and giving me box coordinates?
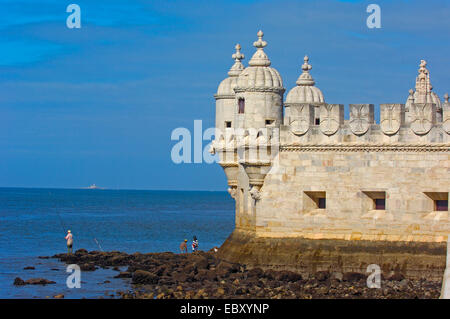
[380,103,404,135]
[249,186,262,201]
[286,104,314,136]
[214,94,235,100]
[228,186,237,199]
[319,104,344,136]
[349,104,374,135]
[234,87,285,94]
[410,103,436,135]
[280,143,450,152]
[443,93,450,134]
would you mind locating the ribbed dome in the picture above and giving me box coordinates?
[405,91,441,109]
[235,31,284,92]
[286,85,324,104]
[215,44,245,97]
[285,55,324,104]
[217,77,239,96]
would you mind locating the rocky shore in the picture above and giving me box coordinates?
[47,249,442,299]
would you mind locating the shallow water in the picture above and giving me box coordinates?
[0,188,234,298]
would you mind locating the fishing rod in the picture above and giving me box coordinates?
[69,201,104,252]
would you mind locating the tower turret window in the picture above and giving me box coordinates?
[225,121,232,128]
[238,98,245,114]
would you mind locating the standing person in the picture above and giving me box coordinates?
[65,230,73,254]
[180,239,188,253]
[192,236,199,252]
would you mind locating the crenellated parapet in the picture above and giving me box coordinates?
[282,102,450,145]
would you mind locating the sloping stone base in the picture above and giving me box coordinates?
[218,230,447,281]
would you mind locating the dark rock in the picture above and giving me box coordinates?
[114,272,132,278]
[247,267,264,278]
[80,263,97,271]
[315,271,330,282]
[13,277,25,286]
[343,272,366,282]
[23,266,35,270]
[388,272,405,281]
[132,270,159,285]
[24,278,56,285]
[275,270,302,282]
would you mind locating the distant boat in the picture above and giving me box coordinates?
[82,184,104,190]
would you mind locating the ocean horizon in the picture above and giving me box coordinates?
[0,187,235,298]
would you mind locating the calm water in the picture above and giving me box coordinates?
[0,188,235,298]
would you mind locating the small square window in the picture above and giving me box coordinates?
[265,119,274,126]
[225,121,232,128]
[315,118,320,125]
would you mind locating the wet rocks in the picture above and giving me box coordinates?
[50,249,442,299]
[132,270,159,285]
[23,266,35,270]
[14,277,56,286]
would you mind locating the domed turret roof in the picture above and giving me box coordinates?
[405,59,441,109]
[286,55,325,105]
[235,31,284,93]
[216,44,245,97]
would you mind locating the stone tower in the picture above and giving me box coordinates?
[212,33,450,280]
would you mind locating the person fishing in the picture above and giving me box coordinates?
[65,230,73,254]
[180,239,188,253]
[192,236,199,252]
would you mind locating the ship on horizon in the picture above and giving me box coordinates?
[82,184,104,190]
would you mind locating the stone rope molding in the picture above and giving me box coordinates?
[280,143,450,152]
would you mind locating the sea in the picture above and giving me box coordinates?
[0,187,235,299]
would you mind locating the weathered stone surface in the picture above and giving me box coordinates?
[218,230,447,281]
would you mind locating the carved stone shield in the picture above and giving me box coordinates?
[289,104,314,136]
[319,104,343,136]
[349,104,374,135]
[443,103,450,134]
[410,103,435,135]
[380,104,404,135]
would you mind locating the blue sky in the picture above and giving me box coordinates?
[0,0,449,191]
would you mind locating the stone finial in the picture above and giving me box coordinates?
[253,30,267,49]
[232,44,244,61]
[296,55,315,86]
[302,55,312,73]
[444,93,449,103]
[249,30,271,67]
[415,59,432,103]
[228,44,245,77]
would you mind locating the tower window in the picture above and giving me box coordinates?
[318,197,326,209]
[315,118,320,125]
[238,98,245,114]
[375,198,386,210]
[304,191,326,210]
[424,192,448,212]
[225,121,232,128]
[435,200,448,211]
[265,119,274,126]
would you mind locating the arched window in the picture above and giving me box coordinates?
[238,98,245,114]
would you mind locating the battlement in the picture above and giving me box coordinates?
[282,102,450,145]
